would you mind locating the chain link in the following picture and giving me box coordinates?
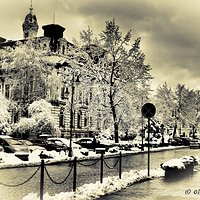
[103,157,119,169]
[44,164,73,184]
[78,158,101,166]
[0,166,41,187]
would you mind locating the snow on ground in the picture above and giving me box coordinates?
[22,168,165,200]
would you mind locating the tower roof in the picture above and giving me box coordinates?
[22,3,39,38]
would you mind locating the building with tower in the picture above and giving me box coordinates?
[0,3,102,139]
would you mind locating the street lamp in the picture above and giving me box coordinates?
[67,74,80,157]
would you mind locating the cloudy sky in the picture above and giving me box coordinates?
[0,0,200,91]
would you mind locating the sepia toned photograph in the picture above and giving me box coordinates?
[0,0,200,199]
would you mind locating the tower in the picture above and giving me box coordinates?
[42,24,65,52]
[22,1,39,39]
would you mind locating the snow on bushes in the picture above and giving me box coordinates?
[12,99,60,138]
[29,99,60,136]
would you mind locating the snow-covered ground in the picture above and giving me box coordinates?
[23,168,165,200]
[0,145,192,200]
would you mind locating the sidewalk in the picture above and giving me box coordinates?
[0,145,188,169]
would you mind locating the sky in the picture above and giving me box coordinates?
[0,0,200,91]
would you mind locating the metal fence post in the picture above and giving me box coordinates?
[100,153,104,183]
[119,151,122,179]
[73,157,77,192]
[40,159,45,200]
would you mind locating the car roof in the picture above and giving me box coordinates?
[0,135,12,138]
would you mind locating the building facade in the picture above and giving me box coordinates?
[0,5,102,138]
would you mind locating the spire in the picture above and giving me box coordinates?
[22,0,39,39]
[30,0,33,13]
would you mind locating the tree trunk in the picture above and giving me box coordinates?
[110,93,119,143]
[109,61,119,143]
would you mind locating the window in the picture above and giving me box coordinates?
[13,110,19,123]
[5,84,10,99]
[59,107,65,128]
[84,113,88,127]
[62,45,65,55]
[77,111,82,129]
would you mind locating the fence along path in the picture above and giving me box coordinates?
[0,152,122,200]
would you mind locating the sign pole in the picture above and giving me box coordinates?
[147,117,150,177]
[141,102,156,178]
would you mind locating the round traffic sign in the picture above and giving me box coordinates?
[141,103,156,118]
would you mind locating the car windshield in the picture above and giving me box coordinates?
[21,140,33,146]
[6,138,23,145]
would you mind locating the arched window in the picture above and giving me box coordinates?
[59,107,65,128]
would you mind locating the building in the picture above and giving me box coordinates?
[0,4,102,138]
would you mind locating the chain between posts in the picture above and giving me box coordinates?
[0,166,41,187]
[78,158,101,166]
[44,164,74,184]
[103,157,119,169]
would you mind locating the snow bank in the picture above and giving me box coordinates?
[22,168,164,200]
[161,156,196,170]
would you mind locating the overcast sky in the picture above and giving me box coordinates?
[0,0,200,91]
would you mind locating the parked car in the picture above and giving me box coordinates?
[178,137,191,146]
[0,136,29,161]
[19,139,46,152]
[151,138,161,148]
[31,138,68,152]
[74,137,110,150]
[47,138,89,156]
[38,134,53,139]
[168,138,183,146]
[190,139,200,149]
[0,137,29,153]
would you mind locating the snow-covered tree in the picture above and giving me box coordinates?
[12,99,60,138]
[154,82,176,126]
[0,94,11,134]
[28,99,60,137]
[174,84,198,134]
[0,41,56,116]
[78,20,152,142]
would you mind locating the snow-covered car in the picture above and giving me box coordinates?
[0,137,29,153]
[0,137,29,161]
[151,138,161,148]
[31,138,68,152]
[47,138,89,156]
[190,139,200,149]
[19,139,46,152]
[74,137,110,150]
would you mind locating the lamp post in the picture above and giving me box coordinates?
[68,74,75,157]
[67,74,80,157]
